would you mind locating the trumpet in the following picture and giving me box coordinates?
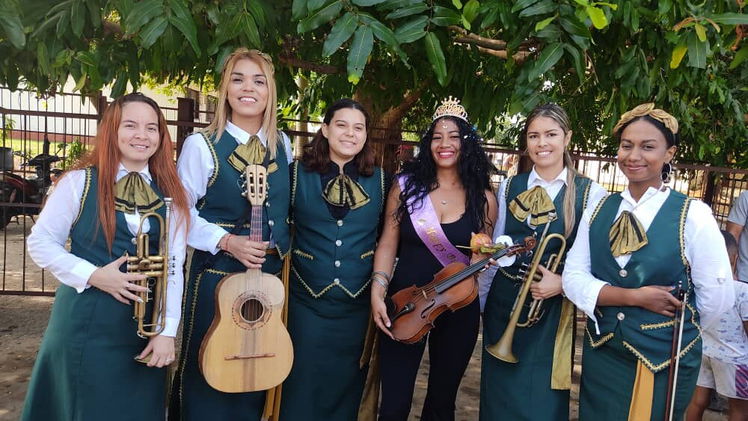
[485,220,566,363]
[127,197,172,340]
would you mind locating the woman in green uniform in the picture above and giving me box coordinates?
[279,98,385,420]
[23,93,190,421]
[170,48,293,421]
[479,103,606,420]
[563,103,735,420]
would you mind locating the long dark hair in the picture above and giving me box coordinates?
[396,116,496,232]
[301,98,375,176]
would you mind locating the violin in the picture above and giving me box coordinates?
[385,237,536,344]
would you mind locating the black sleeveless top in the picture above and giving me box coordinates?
[389,211,474,294]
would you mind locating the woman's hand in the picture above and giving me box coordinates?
[137,335,175,368]
[371,282,394,339]
[632,285,682,317]
[529,265,563,300]
[88,255,148,305]
[225,235,267,269]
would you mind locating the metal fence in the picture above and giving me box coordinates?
[1,86,746,295]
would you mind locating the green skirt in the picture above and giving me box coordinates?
[22,285,166,421]
[169,249,279,421]
[278,272,370,421]
[480,270,570,421]
[579,327,700,421]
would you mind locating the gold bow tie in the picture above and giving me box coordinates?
[508,185,556,227]
[609,210,648,257]
[228,135,267,172]
[323,174,370,210]
[114,172,163,214]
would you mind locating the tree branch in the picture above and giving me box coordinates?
[448,25,532,63]
[449,26,508,50]
[278,54,341,74]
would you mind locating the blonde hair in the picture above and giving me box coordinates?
[523,103,579,239]
[203,48,279,158]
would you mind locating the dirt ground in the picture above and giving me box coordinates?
[0,216,728,420]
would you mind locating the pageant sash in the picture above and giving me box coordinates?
[398,175,470,267]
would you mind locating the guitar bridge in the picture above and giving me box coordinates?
[224,353,276,360]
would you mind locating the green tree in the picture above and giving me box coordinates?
[0,0,746,166]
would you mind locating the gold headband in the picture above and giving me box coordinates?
[613,103,679,136]
[433,96,469,122]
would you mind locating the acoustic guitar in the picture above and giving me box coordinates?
[199,164,293,393]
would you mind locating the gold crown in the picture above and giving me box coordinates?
[433,96,468,122]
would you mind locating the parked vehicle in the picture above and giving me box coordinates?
[0,138,62,229]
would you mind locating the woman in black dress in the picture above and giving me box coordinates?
[370,97,497,421]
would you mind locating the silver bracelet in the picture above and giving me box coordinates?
[371,273,389,290]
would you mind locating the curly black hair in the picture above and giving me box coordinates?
[396,116,496,233]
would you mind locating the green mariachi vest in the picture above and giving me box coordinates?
[289,161,384,298]
[502,172,592,274]
[196,130,291,272]
[586,190,700,373]
[71,168,164,263]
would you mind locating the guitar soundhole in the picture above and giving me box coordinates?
[239,298,266,323]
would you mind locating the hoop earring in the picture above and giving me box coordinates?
[662,162,673,183]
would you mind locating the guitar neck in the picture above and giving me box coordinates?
[249,205,264,243]
[434,247,515,294]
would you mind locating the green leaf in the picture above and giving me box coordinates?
[394,15,428,43]
[247,1,267,29]
[519,0,555,18]
[347,25,373,85]
[452,0,462,8]
[595,2,617,10]
[431,6,462,26]
[686,32,706,69]
[308,0,328,13]
[292,0,308,20]
[124,0,163,33]
[167,0,200,56]
[560,15,591,37]
[385,4,428,19]
[365,17,408,65]
[241,12,261,47]
[71,0,85,37]
[140,15,168,48]
[73,70,87,91]
[670,42,687,69]
[37,42,50,75]
[362,15,399,48]
[563,43,584,84]
[352,0,387,5]
[511,0,541,13]
[111,72,129,98]
[535,15,556,31]
[323,12,358,57]
[298,1,343,33]
[0,3,26,48]
[729,45,748,69]
[424,32,447,86]
[463,0,480,23]
[694,23,707,42]
[528,42,563,81]
[709,13,748,25]
[585,6,607,29]
[75,51,97,67]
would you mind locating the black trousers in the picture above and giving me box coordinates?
[377,298,480,421]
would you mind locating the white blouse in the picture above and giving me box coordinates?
[177,121,293,254]
[562,185,734,333]
[26,164,187,337]
[477,167,608,310]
